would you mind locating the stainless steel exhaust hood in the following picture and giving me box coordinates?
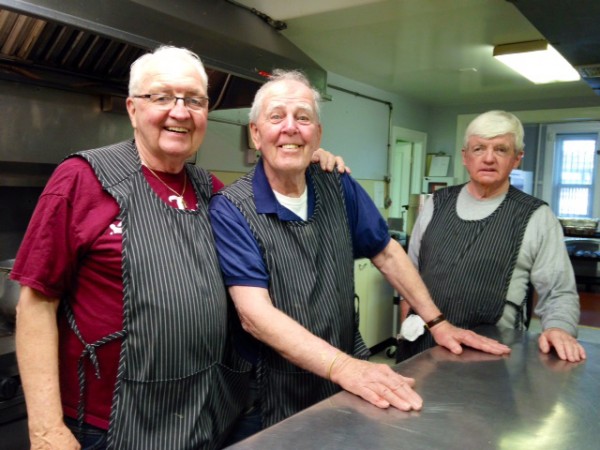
[508,0,600,95]
[0,0,328,110]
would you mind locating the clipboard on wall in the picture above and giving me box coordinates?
[427,155,451,177]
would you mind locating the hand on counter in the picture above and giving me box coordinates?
[429,321,512,356]
[329,354,423,411]
[428,345,508,363]
[538,327,587,362]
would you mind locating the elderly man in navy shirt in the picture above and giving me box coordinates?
[209,69,510,443]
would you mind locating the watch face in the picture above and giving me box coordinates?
[400,314,426,342]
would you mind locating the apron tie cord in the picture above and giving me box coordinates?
[62,301,127,439]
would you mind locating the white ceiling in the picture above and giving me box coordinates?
[234,0,597,107]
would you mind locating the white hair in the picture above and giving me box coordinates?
[248,69,321,124]
[128,45,208,96]
[464,110,525,154]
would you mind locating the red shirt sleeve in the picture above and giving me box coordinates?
[11,157,119,298]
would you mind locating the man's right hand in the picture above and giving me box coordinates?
[30,423,80,450]
[329,354,423,411]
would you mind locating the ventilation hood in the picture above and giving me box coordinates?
[509,0,600,95]
[0,0,328,110]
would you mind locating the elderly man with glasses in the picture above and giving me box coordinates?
[12,46,344,450]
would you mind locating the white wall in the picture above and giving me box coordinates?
[198,117,251,173]
[322,72,430,181]
[198,71,431,181]
[320,85,390,181]
[453,107,600,185]
[427,95,600,183]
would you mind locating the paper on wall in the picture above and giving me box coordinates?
[428,156,450,176]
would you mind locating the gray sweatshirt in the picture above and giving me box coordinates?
[408,185,580,336]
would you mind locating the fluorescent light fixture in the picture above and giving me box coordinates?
[493,40,580,84]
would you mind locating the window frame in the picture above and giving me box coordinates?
[552,132,597,217]
[543,122,600,219]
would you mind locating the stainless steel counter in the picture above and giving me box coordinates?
[227,327,600,449]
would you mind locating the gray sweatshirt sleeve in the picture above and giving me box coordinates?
[523,206,580,336]
[407,196,435,269]
[412,188,580,335]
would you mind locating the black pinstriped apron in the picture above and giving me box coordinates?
[219,165,370,429]
[399,184,544,360]
[70,140,248,450]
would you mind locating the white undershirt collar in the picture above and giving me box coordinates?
[273,187,308,220]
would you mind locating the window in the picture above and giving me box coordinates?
[543,122,600,219]
[553,133,597,217]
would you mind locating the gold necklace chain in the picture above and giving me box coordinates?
[142,162,188,209]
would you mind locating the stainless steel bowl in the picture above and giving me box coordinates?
[559,218,599,236]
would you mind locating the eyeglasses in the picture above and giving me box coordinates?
[133,94,209,111]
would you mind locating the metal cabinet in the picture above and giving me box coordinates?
[565,237,600,290]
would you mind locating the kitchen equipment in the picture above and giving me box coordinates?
[0,1,327,111]
[0,260,17,325]
[0,331,26,431]
[565,237,600,290]
[559,217,599,236]
[227,326,600,450]
[509,169,533,194]
[0,258,26,438]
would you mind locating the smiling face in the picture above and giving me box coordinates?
[126,55,208,172]
[462,133,524,197]
[250,79,322,192]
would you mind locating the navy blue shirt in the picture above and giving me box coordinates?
[209,160,391,288]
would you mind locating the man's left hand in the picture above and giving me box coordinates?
[538,327,586,362]
[312,148,351,173]
[429,321,512,356]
